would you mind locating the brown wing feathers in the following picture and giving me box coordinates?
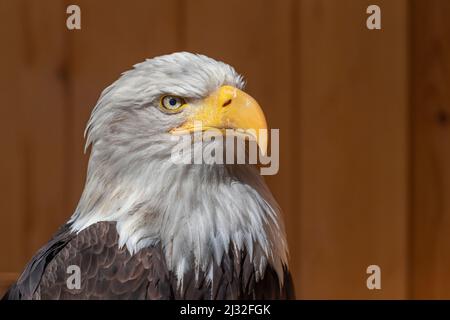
[3,221,294,300]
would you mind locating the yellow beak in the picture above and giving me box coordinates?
[170,85,268,155]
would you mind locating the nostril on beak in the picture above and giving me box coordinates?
[222,99,232,107]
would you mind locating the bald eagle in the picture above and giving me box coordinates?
[3,52,294,300]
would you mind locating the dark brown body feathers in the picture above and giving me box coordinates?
[3,221,294,300]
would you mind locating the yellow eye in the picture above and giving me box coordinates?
[160,95,185,111]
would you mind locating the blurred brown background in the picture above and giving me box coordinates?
[0,0,449,299]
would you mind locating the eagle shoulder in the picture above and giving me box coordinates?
[36,221,172,299]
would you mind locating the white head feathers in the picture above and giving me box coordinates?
[69,52,288,287]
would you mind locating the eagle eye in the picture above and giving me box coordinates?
[160,95,186,112]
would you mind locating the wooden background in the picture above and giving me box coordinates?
[0,0,448,299]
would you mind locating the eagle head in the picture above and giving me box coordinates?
[85,52,267,161]
[70,52,288,287]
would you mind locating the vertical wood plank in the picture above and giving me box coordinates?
[21,0,67,264]
[296,0,409,298]
[182,0,299,291]
[0,0,67,271]
[411,0,450,299]
[0,0,27,273]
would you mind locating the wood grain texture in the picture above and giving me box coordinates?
[0,0,67,271]
[0,0,27,274]
[296,0,409,298]
[411,0,450,299]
